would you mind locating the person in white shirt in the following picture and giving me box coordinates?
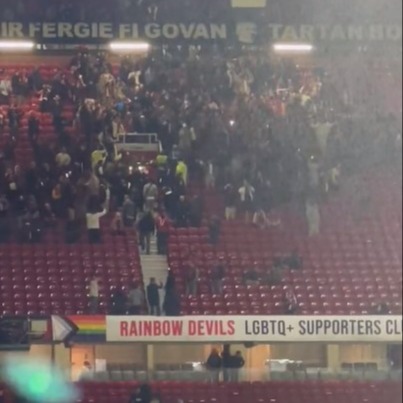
[305,198,320,236]
[89,277,100,314]
[86,208,106,243]
[312,118,333,156]
[308,155,320,190]
[0,78,11,104]
[79,361,94,381]
[238,180,255,223]
[128,282,144,315]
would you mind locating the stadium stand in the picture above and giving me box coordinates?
[77,380,403,403]
[0,49,401,316]
[169,170,402,316]
[4,381,400,403]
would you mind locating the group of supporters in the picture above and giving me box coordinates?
[0,46,400,246]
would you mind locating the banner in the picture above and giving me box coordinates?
[0,22,401,45]
[51,315,106,344]
[106,316,403,343]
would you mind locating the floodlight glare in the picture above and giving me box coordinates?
[273,43,314,53]
[109,42,151,52]
[0,41,35,50]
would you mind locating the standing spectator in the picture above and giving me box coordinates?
[110,287,127,315]
[155,210,170,254]
[147,278,163,316]
[0,110,5,136]
[208,216,221,245]
[122,195,136,227]
[111,210,124,235]
[165,269,176,294]
[51,95,64,137]
[224,183,237,220]
[232,351,245,382]
[0,195,10,243]
[176,160,188,185]
[164,285,181,316]
[305,196,320,236]
[7,105,20,138]
[238,180,255,223]
[128,282,145,315]
[88,277,100,314]
[186,265,199,296]
[0,76,11,105]
[205,160,215,189]
[284,288,298,314]
[221,345,232,383]
[143,179,158,212]
[86,207,106,244]
[206,348,222,383]
[138,211,155,255]
[211,265,225,294]
[252,209,270,230]
[308,155,320,191]
[175,195,190,227]
[28,112,40,144]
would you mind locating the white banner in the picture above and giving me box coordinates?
[106,316,402,343]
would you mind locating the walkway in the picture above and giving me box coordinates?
[139,235,168,315]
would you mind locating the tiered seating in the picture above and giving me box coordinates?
[169,170,402,315]
[0,64,76,166]
[0,226,142,316]
[76,381,402,403]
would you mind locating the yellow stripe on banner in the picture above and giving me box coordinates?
[231,0,266,8]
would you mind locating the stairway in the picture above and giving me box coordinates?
[139,235,169,314]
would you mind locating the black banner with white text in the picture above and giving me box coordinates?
[0,22,401,45]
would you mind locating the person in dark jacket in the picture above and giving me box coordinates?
[138,211,155,255]
[28,113,40,144]
[165,270,175,294]
[163,286,181,316]
[175,195,190,228]
[147,278,163,316]
[221,344,232,382]
[122,195,136,228]
[155,211,170,254]
[110,287,127,315]
[206,348,222,383]
[208,216,221,245]
[231,351,245,382]
[211,265,225,294]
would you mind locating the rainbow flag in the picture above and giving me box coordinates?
[67,316,106,343]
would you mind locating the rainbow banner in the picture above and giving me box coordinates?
[68,316,106,343]
[51,316,107,344]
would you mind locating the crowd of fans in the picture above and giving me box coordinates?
[0,46,401,244]
[0,44,401,316]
